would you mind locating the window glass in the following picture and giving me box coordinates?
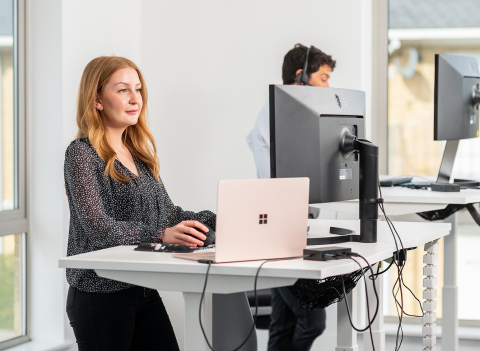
[0,233,24,343]
[0,1,26,347]
[388,0,480,322]
[0,0,16,211]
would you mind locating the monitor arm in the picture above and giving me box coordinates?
[307,133,380,245]
[340,133,380,242]
[354,137,380,243]
[472,86,480,106]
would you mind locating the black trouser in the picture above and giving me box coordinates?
[268,287,326,351]
[66,286,179,351]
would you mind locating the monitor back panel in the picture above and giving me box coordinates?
[270,85,365,204]
[214,178,309,263]
[434,54,480,140]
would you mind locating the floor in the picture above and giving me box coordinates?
[256,329,480,351]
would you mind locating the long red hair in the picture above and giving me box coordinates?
[76,56,159,183]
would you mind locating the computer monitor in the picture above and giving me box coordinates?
[269,85,379,244]
[434,54,480,141]
[270,85,364,203]
[434,54,480,185]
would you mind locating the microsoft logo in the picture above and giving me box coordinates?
[259,214,268,224]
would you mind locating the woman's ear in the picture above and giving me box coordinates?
[94,95,103,111]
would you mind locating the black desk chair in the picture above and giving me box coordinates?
[246,288,272,330]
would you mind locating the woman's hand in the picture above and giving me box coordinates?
[159,220,208,247]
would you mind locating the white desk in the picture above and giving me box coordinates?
[315,186,480,216]
[59,219,449,351]
[313,185,480,351]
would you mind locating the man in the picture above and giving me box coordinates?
[247,44,335,179]
[246,43,336,351]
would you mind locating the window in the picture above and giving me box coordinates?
[0,0,15,212]
[0,0,27,349]
[0,233,25,344]
[386,0,480,324]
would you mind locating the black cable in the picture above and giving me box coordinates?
[393,259,424,317]
[386,256,424,319]
[393,263,405,351]
[378,179,406,351]
[393,283,404,351]
[382,206,417,351]
[352,256,375,351]
[198,255,308,351]
[368,258,394,280]
[338,254,379,338]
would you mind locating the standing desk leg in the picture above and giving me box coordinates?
[442,213,459,351]
[364,265,385,351]
[423,241,439,350]
[336,287,358,351]
[183,292,213,351]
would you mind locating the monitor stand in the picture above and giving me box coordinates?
[436,140,459,183]
[307,136,380,246]
[433,140,480,189]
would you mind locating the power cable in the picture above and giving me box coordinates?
[198,255,309,351]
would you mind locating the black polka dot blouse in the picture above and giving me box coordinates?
[64,138,216,293]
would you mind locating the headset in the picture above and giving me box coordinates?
[295,46,313,86]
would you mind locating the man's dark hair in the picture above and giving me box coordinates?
[282,44,336,84]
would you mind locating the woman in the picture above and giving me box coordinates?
[64,56,216,350]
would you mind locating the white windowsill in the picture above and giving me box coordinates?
[5,340,74,351]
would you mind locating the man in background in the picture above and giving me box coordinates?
[246,43,336,351]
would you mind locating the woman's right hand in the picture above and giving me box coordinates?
[159,220,208,247]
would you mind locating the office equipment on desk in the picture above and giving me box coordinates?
[430,183,461,192]
[269,85,380,245]
[185,224,215,246]
[400,181,431,190]
[431,54,480,191]
[380,176,413,187]
[400,55,480,193]
[453,178,480,188]
[173,177,310,263]
[134,243,215,253]
[135,243,195,253]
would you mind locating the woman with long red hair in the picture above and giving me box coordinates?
[64,56,215,350]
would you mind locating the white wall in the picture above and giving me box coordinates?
[140,1,373,350]
[28,0,65,343]
[27,0,141,348]
[141,0,370,214]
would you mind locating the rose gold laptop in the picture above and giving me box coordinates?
[173,178,309,263]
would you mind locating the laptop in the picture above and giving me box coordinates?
[173,178,310,263]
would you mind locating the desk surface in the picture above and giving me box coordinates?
[377,186,480,204]
[59,219,450,283]
[313,184,480,216]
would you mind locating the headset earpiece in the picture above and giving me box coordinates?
[295,70,309,85]
[296,46,312,86]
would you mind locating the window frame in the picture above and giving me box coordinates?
[0,0,26,234]
[0,0,29,349]
[370,0,389,173]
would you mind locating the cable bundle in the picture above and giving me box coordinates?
[289,267,368,310]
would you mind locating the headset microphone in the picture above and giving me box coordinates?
[295,46,312,86]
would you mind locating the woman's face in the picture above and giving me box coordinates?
[95,67,143,130]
